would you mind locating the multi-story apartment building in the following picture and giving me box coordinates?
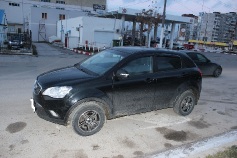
[0,0,106,41]
[198,12,237,43]
[180,14,198,41]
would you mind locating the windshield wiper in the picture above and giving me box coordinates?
[76,65,99,76]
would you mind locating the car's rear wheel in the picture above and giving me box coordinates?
[70,101,105,136]
[173,90,196,116]
[213,67,222,77]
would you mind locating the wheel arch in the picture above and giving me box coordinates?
[64,90,113,125]
[171,81,200,107]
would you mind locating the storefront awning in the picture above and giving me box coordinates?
[188,40,227,46]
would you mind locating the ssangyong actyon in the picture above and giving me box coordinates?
[31,47,202,136]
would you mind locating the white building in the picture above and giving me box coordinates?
[57,16,122,49]
[0,0,106,41]
[0,9,8,46]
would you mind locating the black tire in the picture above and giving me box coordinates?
[173,90,196,116]
[213,67,222,77]
[70,101,105,136]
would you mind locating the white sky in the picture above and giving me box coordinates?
[107,0,237,16]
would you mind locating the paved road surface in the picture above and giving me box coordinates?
[0,43,236,158]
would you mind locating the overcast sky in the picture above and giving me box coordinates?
[107,0,237,16]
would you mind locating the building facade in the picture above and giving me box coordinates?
[0,9,8,46]
[198,12,237,43]
[57,16,122,49]
[0,0,106,41]
[180,14,198,41]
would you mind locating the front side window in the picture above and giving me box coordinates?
[196,54,208,62]
[188,53,208,62]
[78,50,125,75]
[120,56,152,76]
[156,56,181,71]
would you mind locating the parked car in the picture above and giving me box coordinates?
[181,51,222,77]
[173,43,185,50]
[31,47,202,136]
[8,39,23,49]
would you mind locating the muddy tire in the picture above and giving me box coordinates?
[70,101,105,136]
[173,90,196,116]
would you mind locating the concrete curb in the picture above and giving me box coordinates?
[72,48,95,56]
[151,130,237,158]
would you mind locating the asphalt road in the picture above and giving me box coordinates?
[0,43,237,158]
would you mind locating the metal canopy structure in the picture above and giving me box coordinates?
[100,7,191,48]
[104,8,190,24]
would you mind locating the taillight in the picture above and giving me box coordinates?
[198,68,202,77]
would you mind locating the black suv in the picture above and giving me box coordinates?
[31,47,202,136]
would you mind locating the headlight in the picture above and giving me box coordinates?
[42,86,72,98]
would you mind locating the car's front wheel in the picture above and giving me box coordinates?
[173,90,196,116]
[213,67,222,77]
[70,101,105,136]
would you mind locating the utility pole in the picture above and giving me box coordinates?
[159,0,167,48]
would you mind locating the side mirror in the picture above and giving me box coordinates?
[116,69,129,79]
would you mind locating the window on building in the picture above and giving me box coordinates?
[42,13,47,19]
[59,14,65,20]
[56,1,65,4]
[41,0,50,2]
[9,3,20,7]
[56,7,65,10]
[18,28,22,33]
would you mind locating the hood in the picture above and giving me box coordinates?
[37,66,95,88]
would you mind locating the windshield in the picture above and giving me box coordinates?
[78,50,125,75]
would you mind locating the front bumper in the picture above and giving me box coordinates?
[30,99,66,125]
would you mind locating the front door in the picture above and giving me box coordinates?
[112,56,156,116]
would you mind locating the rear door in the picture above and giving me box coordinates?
[153,54,185,108]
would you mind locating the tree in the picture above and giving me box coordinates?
[136,9,161,47]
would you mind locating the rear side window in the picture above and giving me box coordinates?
[155,56,181,71]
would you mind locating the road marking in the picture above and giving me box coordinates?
[122,113,191,130]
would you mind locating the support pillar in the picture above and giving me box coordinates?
[132,18,136,46]
[169,22,176,49]
[121,14,125,46]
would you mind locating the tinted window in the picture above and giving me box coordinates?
[187,53,208,62]
[120,56,152,76]
[156,56,181,71]
[79,50,125,75]
[196,54,208,62]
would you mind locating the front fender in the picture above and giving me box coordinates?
[64,89,113,124]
